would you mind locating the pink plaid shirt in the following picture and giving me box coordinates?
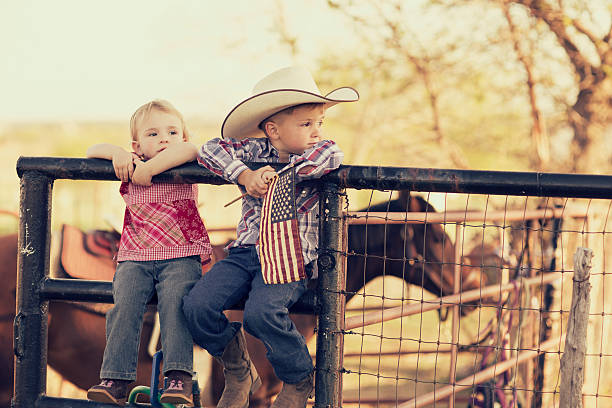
[116,182,212,263]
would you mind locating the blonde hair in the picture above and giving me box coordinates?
[130,99,191,141]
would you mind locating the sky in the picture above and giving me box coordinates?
[2,0,350,123]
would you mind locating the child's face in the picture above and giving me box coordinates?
[269,104,326,159]
[132,109,186,160]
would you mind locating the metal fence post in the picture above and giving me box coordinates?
[13,171,53,408]
[315,182,345,407]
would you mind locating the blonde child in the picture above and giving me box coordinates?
[183,67,358,407]
[86,99,211,406]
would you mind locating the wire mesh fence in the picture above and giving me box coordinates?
[329,190,611,408]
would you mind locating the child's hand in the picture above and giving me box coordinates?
[131,159,154,186]
[111,149,135,182]
[261,169,277,184]
[237,166,275,198]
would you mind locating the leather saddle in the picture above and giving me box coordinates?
[56,223,221,281]
[57,224,119,281]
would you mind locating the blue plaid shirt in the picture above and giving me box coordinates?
[197,137,344,279]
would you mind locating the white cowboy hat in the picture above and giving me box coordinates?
[221,66,359,140]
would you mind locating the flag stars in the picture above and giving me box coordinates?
[269,171,295,223]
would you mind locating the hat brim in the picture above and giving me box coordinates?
[222,87,359,140]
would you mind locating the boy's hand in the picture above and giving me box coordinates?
[260,169,277,184]
[111,149,135,182]
[237,166,275,198]
[131,159,154,186]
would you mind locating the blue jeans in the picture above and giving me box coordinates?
[100,256,201,381]
[182,246,314,384]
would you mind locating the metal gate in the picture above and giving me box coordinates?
[13,157,612,407]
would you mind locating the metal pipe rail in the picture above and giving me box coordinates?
[17,157,612,198]
[39,277,317,314]
[347,208,587,224]
[330,165,612,198]
[345,272,561,330]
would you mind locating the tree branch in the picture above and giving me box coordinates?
[502,0,549,169]
[571,18,605,60]
[514,0,598,84]
[382,7,468,169]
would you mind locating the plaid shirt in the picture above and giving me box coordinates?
[117,182,212,263]
[197,137,343,279]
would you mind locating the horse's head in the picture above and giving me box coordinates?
[346,192,455,299]
[402,193,464,295]
[346,191,489,305]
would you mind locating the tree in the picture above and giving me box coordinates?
[321,0,611,173]
[512,0,612,173]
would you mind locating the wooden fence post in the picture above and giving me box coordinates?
[559,247,594,408]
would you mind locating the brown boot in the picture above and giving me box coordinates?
[216,329,262,408]
[271,371,314,408]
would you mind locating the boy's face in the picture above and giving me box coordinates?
[133,109,186,160]
[267,104,327,159]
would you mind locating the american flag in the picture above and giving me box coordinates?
[258,167,305,284]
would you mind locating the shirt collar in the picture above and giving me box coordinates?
[262,138,280,159]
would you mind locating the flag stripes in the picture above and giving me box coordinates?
[259,169,305,284]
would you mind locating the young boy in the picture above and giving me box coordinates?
[86,100,211,406]
[182,66,358,407]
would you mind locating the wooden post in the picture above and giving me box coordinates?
[448,223,462,408]
[559,247,594,408]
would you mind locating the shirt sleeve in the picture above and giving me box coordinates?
[281,140,344,182]
[196,138,252,183]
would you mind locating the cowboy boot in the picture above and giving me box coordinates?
[271,371,314,408]
[215,329,262,408]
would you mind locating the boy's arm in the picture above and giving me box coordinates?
[197,138,251,182]
[198,138,274,198]
[86,143,134,182]
[131,142,197,186]
[282,140,344,181]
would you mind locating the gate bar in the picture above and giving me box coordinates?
[17,158,612,199]
[345,272,561,330]
[14,172,53,408]
[315,182,346,407]
[347,208,587,224]
[329,165,612,199]
[39,277,317,314]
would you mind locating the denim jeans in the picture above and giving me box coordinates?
[100,255,201,381]
[183,246,314,384]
